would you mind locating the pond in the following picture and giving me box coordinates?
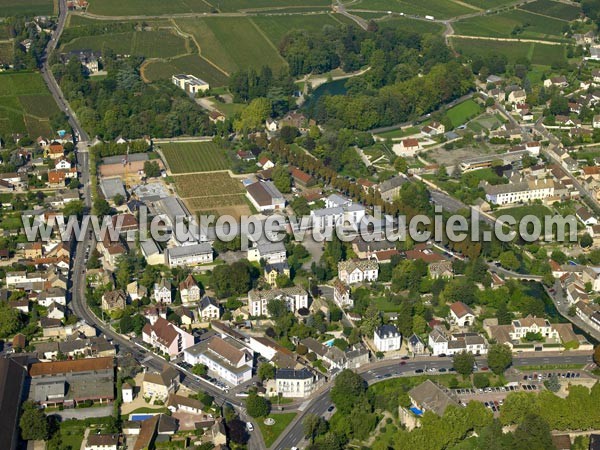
[302,78,348,114]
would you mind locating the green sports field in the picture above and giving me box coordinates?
[175,17,287,74]
[0,0,54,17]
[446,99,483,128]
[160,141,230,173]
[61,29,188,59]
[0,72,60,137]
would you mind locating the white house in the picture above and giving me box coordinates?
[179,274,201,303]
[576,207,598,226]
[484,178,554,206]
[37,287,67,307]
[394,138,421,157]
[374,324,402,352]
[247,239,287,264]
[142,317,194,357]
[183,336,253,386]
[168,394,204,415]
[448,301,476,327]
[122,383,133,403]
[333,279,353,309]
[338,259,378,284]
[172,74,209,94]
[153,279,172,304]
[85,434,118,450]
[199,296,221,321]
[428,326,488,356]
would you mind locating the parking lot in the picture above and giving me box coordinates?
[176,360,231,392]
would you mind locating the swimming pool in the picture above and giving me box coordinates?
[324,339,335,347]
[129,413,156,421]
[409,406,423,416]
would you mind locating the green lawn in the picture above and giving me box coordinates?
[0,0,54,16]
[494,205,553,222]
[375,126,419,139]
[62,29,188,59]
[0,42,13,66]
[446,99,482,128]
[159,141,230,173]
[453,9,570,41]
[143,54,229,87]
[175,17,287,74]
[257,413,297,448]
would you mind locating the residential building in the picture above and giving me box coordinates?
[395,138,421,157]
[183,336,253,386]
[576,207,598,226]
[338,259,379,284]
[274,368,316,398]
[379,176,408,202]
[407,333,426,355]
[38,287,67,307]
[85,434,118,450]
[428,326,487,356]
[166,242,213,267]
[0,357,27,450]
[142,317,194,357]
[179,274,201,303]
[199,296,221,321]
[101,289,127,311]
[333,279,352,309]
[153,279,172,304]
[142,366,179,402]
[248,286,309,317]
[168,394,204,415]
[408,380,459,417]
[429,260,453,279]
[247,239,287,264]
[448,301,476,327]
[264,262,291,287]
[374,324,402,352]
[483,178,554,205]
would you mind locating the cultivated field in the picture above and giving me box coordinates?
[215,0,331,12]
[520,0,581,21]
[175,17,287,74]
[160,141,230,173]
[87,0,212,16]
[0,72,60,137]
[0,0,54,16]
[349,0,473,18]
[174,172,244,198]
[0,42,12,66]
[62,29,188,59]
[173,171,250,219]
[250,14,348,45]
[453,9,570,41]
[376,16,444,34]
[451,37,566,66]
[459,0,517,9]
[143,55,229,87]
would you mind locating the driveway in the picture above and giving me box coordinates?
[50,405,113,420]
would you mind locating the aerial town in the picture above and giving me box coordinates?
[2,0,600,449]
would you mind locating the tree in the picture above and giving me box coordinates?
[227,418,249,445]
[303,413,328,443]
[119,314,133,333]
[192,364,208,377]
[20,401,48,441]
[272,166,292,193]
[544,374,561,393]
[266,299,288,319]
[394,156,408,173]
[593,344,600,366]
[453,351,475,377]
[234,98,272,133]
[499,251,520,271]
[258,362,275,381]
[580,232,593,248]
[279,125,299,144]
[0,303,22,338]
[113,193,125,206]
[246,393,270,418]
[474,373,490,389]
[329,369,367,415]
[68,177,80,189]
[487,344,513,375]
[143,161,161,178]
[93,197,111,216]
[513,414,554,450]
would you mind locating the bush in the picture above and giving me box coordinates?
[473,373,490,389]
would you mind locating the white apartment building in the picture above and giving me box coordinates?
[166,242,213,267]
[428,327,488,356]
[248,286,309,317]
[183,336,253,386]
[247,240,287,265]
[508,316,559,340]
[484,178,554,205]
[274,368,316,398]
[338,259,379,284]
[172,74,210,94]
